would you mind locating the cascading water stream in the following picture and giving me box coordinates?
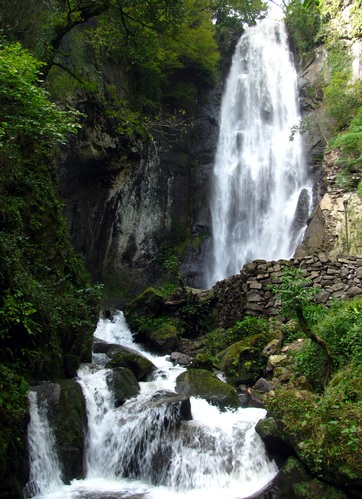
[26,312,278,498]
[26,392,64,497]
[205,18,312,288]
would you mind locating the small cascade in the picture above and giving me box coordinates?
[205,19,312,288]
[26,312,278,498]
[25,391,63,497]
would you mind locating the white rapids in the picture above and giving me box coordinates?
[27,311,278,499]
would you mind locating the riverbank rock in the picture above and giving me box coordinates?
[250,456,348,498]
[175,368,239,409]
[123,288,165,325]
[136,322,180,354]
[255,417,295,464]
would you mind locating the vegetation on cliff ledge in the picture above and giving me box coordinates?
[0,39,102,496]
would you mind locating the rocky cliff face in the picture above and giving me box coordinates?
[59,87,220,301]
[294,0,362,260]
[58,4,361,300]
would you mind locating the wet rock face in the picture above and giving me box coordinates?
[59,87,220,300]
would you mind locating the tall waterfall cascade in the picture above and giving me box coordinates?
[205,19,312,288]
[26,312,278,498]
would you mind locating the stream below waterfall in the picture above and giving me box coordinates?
[27,312,278,499]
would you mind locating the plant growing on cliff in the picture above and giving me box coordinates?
[0,41,81,156]
[271,268,333,381]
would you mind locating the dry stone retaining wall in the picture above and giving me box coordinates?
[214,254,362,328]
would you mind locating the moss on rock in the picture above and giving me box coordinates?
[218,332,271,385]
[105,351,156,381]
[175,368,239,409]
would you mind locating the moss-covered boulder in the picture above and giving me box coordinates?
[218,333,270,385]
[123,287,165,327]
[175,368,239,409]
[255,417,295,463]
[105,350,156,381]
[251,457,347,498]
[30,380,87,484]
[107,367,140,407]
[135,322,180,354]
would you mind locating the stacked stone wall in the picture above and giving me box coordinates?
[214,254,362,328]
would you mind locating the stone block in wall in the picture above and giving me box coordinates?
[331,283,345,292]
[247,291,264,302]
[338,256,357,264]
[248,281,262,289]
[332,291,347,299]
[245,303,265,312]
[327,267,339,275]
[318,253,329,263]
[256,273,269,280]
[315,290,330,304]
[347,286,362,298]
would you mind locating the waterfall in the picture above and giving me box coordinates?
[26,312,278,498]
[205,19,312,288]
[26,391,63,497]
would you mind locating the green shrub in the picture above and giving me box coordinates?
[266,365,362,489]
[205,316,269,355]
[293,298,362,390]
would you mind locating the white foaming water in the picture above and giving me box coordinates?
[206,19,312,288]
[27,311,278,498]
[26,391,64,497]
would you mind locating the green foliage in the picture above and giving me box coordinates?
[330,104,362,190]
[266,364,362,487]
[358,180,362,199]
[0,41,80,156]
[270,267,319,320]
[0,33,102,495]
[178,294,215,337]
[284,0,321,60]
[205,316,269,355]
[294,298,362,390]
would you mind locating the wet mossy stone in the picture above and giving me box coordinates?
[136,323,180,354]
[175,368,239,409]
[107,367,140,407]
[255,417,295,463]
[218,333,270,385]
[144,390,192,422]
[250,457,348,498]
[123,287,165,326]
[105,350,156,381]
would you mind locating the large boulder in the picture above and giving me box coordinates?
[175,368,240,409]
[123,288,165,326]
[218,333,270,385]
[143,390,192,422]
[255,417,295,464]
[105,349,156,381]
[136,322,180,354]
[107,367,140,407]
